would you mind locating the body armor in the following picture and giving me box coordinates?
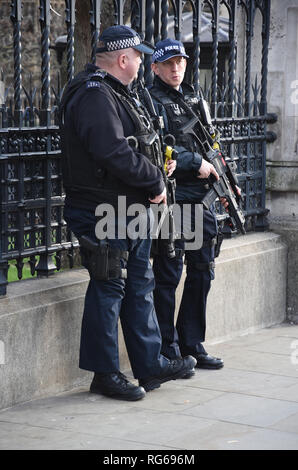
[149,87,199,154]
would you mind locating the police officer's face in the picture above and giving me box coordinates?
[122,49,142,84]
[151,56,187,90]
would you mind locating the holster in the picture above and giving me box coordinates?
[214,231,224,258]
[200,233,223,259]
[79,235,128,280]
[151,238,184,259]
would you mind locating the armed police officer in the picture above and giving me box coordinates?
[59,26,196,401]
[150,39,225,372]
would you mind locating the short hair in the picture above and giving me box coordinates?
[95,49,123,67]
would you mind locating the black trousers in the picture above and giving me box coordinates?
[153,204,218,359]
[64,205,169,379]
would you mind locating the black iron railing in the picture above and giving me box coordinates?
[0,0,276,295]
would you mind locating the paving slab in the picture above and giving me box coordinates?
[202,427,298,451]
[181,391,298,427]
[270,411,298,434]
[1,323,298,451]
[166,421,298,451]
[0,421,172,450]
[184,367,298,402]
[206,342,298,378]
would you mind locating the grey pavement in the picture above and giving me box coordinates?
[1,322,298,451]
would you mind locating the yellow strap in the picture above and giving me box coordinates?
[164,145,174,173]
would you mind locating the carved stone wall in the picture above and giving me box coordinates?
[0,1,66,96]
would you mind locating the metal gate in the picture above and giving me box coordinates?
[0,0,276,295]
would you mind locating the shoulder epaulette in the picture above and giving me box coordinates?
[86,69,106,88]
[90,69,107,80]
[86,80,102,90]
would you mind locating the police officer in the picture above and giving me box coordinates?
[59,26,196,401]
[150,38,224,372]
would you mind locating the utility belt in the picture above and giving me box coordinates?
[79,235,128,280]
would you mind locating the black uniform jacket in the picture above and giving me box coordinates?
[61,64,164,210]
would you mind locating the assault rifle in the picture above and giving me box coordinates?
[136,80,178,258]
[178,93,246,235]
[201,148,246,234]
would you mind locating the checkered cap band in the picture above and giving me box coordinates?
[106,36,141,51]
[152,49,165,61]
[152,45,186,62]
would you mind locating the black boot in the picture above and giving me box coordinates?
[90,372,146,401]
[194,353,224,369]
[139,355,197,392]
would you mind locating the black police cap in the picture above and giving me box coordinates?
[96,25,154,55]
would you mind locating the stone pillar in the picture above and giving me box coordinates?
[0,80,4,104]
[266,0,298,321]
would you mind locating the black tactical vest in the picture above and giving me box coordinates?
[149,87,199,153]
[110,85,163,168]
[60,69,161,176]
